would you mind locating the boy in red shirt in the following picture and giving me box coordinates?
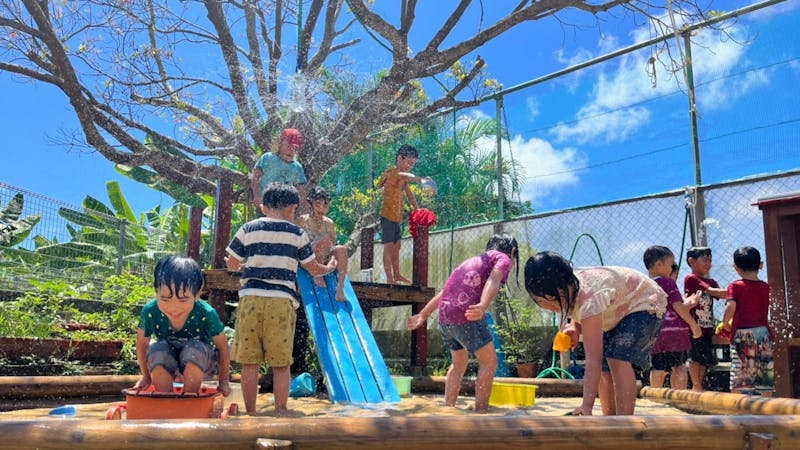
[684,247,727,391]
[722,246,773,394]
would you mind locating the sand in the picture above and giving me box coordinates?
[0,392,687,420]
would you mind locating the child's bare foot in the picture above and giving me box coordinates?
[335,287,346,302]
[395,275,411,284]
[313,276,326,288]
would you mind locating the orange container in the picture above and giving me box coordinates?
[552,331,572,352]
[121,385,223,419]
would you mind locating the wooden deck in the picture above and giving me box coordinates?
[203,269,436,368]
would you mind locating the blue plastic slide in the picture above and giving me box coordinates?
[296,269,400,404]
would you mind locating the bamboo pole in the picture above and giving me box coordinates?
[641,387,800,415]
[0,415,797,449]
[0,375,139,399]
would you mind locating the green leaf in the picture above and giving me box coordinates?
[106,181,137,223]
[115,165,207,209]
[0,193,24,222]
[58,207,105,229]
[82,195,116,218]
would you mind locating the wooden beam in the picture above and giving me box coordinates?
[0,375,139,399]
[350,282,434,304]
[204,269,242,292]
[640,387,800,415]
[1,415,799,449]
[203,273,436,305]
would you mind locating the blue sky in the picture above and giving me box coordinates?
[2,0,798,215]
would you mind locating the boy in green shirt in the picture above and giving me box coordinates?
[134,255,231,396]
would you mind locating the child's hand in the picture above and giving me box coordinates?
[407,314,426,330]
[325,257,338,273]
[570,406,592,416]
[217,379,232,397]
[225,255,241,271]
[683,290,702,308]
[133,375,152,391]
[563,321,580,348]
[464,304,487,321]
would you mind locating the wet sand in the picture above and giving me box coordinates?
[0,392,687,420]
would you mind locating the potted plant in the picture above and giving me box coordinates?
[494,293,548,378]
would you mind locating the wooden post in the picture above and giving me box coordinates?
[209,178,233,321]
[186,206,204,262]
[755,194,800,398]
[360,226,375,270]
[411,226,430,370]
[359,227,375,326]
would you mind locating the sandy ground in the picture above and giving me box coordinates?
[0,391,687,420]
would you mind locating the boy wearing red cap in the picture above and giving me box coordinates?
[251,128,307,215]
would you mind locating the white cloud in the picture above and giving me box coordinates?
[475,134,588,207]
[748,0,800,20]
[550,52,657,144]
[554,47,595,67]
[790,59,800,74]
[690,27,770,111]
[548,15,769,144]
[525,97,541,121]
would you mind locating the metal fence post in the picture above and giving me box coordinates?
[116,218,126,275]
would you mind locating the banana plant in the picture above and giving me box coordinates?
[0,193,41,248]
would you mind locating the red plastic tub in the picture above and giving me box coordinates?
[106,385,230,420]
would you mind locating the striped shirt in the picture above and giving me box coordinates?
[226,217,315,302]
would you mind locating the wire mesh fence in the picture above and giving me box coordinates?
[0,181,173,298]
[364,171,800,331]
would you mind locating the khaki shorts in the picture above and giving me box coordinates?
[232,295,296,367]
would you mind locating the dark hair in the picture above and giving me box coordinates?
[396,144,418,160]
[733,246,761,272]
[262,182,300,209]
[686,246,712,262]
[643,245,674,270]
[671,263,680,275]
[153,255,204,296]
[486,233,520,286]
[524,251,579,318]
[306,186,331,204]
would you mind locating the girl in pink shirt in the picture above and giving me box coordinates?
[407,234,519,412]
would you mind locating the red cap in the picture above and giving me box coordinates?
[281,128,303,149]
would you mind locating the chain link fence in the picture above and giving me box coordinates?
[365,171,800,331]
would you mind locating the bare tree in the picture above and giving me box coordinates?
[0,0,712,200]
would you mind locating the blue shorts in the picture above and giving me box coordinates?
[439,320,493,354]
[147,339,218,376]
[602,311,663,372]
[380,217,401,244]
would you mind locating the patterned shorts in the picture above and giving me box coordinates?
[602,311,663,372]
[232,295,296,367]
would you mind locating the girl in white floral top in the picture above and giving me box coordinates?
[524,251,668,416]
